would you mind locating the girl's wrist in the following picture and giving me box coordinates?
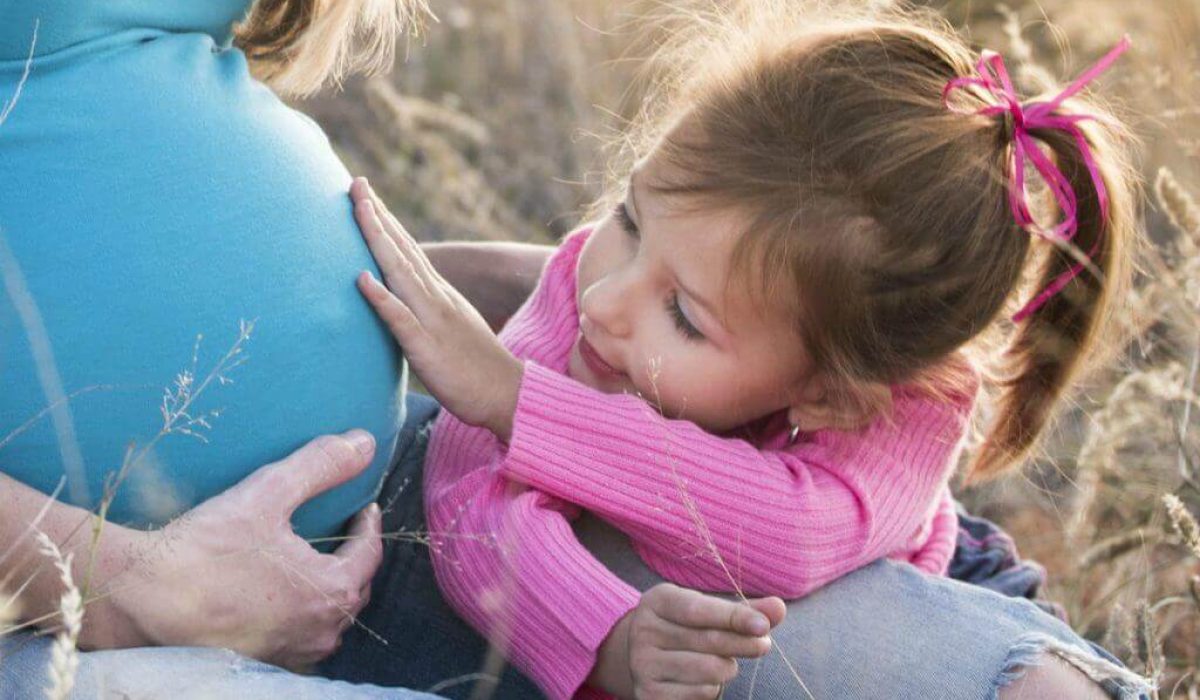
[589,612,635,699]
[486,354,524,443]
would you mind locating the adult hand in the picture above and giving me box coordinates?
[352,177,524,442]
[591,583,786,699]
[93,430,384,669]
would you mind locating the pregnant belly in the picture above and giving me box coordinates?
[0,31,404,539]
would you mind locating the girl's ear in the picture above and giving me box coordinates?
[786,377,891,433]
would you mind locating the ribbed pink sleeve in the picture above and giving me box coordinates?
[425,230,634,700]
[499,362,973,598]
[423,454,638,699]
[909,489,959,575]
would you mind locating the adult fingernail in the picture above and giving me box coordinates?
[346,429,375,457]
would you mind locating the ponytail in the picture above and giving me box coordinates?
[967,108,1139,482]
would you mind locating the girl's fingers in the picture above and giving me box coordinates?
[656,620,772,658]
[350,176,371,203]
[651,650,739,685]
[352,179,449,309]
[355,198,431,304]
[647,584,772,636]
[747,597,787,628]
[357,271,421,341]
[363,182,443,288]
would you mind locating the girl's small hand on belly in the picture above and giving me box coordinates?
[351,178,525,443]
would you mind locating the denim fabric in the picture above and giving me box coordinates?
[574,514,1152,700]
[0,632,442,700]
[950,505,1066,619]
[0,394,1152,699]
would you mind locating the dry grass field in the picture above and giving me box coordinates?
[301,0,1200,695]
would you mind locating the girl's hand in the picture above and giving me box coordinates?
[591,583,785,699]
[351,178,523,442]
[93,431,384,669]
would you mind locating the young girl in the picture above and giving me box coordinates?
[353,5,1142,699]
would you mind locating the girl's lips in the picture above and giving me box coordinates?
[578,334,621,377]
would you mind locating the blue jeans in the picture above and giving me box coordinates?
[0,395,1151,699]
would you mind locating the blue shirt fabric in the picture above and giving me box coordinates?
[0,1,406,540]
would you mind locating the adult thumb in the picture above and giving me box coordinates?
[238,430,377,518]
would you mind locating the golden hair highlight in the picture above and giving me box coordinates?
[234,0,431,98]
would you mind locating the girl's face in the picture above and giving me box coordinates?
[569,155,815,433]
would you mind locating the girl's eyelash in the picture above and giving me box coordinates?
[667,293,704,341]
[615,201,698,341]
[615,202,639,237]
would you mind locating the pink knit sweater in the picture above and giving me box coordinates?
[424,227,977,700]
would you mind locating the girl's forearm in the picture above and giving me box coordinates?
[0,473,144,648]
[499,363,967,598]
[420,241,554,333]
[424,453,640,699]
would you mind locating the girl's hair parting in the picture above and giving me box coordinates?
[601,1,1141,482]
[234,0,430,97]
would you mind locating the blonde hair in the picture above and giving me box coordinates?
[234,0,430,97]
[602,1,1141,482]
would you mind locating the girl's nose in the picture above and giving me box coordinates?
[580,274,633,339]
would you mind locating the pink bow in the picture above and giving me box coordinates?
[941,35,1131,322]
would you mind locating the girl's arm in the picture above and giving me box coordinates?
[425,423,779,700]
[497,363,973,598]
[420,241,552,333]
[423,449,639,699]
[908,488,959,574]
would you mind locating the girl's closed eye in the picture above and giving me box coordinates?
[667,293,704,341]
[615,202,639,238]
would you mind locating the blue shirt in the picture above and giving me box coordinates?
[0,1,405,540]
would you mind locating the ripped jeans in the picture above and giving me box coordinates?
[0,395,1152,699]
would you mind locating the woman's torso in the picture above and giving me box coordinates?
[0,1,404,539]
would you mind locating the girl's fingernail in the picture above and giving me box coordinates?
[750,615,769,636]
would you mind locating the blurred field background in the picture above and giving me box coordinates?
[300,0,1200,694]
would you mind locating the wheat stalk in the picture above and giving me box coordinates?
[1164,494,1200,560]
[34,533,83,700]
[1156,168,1200,248]
[0,18,36,128]
[0,590,20,632]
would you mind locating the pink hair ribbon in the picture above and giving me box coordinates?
[941,35,1131,322]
